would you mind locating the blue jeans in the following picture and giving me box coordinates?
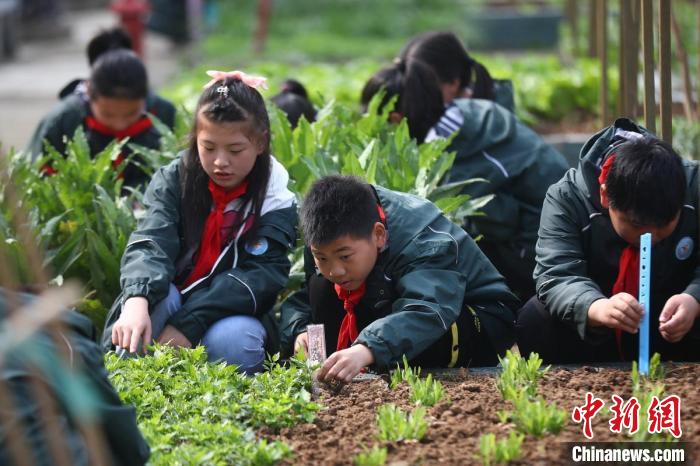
[150,284,267,374]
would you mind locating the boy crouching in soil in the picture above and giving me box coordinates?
[280,175,518,382]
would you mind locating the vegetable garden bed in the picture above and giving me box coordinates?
[272,360,700,465]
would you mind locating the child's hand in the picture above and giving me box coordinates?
[112,296,151,353]
[317,344,374,383]
[294,332,309,355]
[587,293,643,334]
[659,293,700,343]
[157,324,192,348]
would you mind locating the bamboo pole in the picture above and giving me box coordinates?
[641,0,656,133]
[670,9,697,120]
[658,0,672,144]
[566,0,580,56]
[628,0,640,118]
[253,0,272,54]
[619,0,639,118]
[598,0,609,125]
[589,0,598,57]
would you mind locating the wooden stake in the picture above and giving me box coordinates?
[671,9,697,121]
[641,0,656,133]
[598,0,609,125]
[589,0,599,57]
[659,0,672,144]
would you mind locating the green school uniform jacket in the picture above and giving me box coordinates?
[100,154,297,353]
[436,98,568,275]
[27,92,176,187]
[534,118,700,344]
[0,290,150,466]
[279,186,518,370]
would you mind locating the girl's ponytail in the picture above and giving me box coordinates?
[360,58,444,143]
[401,60,445,142]
[469,59,495,101]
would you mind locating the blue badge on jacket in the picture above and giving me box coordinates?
[245,237,268,256]
[675,236,694,261]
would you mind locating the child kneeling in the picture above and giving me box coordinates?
[280,175,518,382]
[102,71,297,374]
[518,120,700,363]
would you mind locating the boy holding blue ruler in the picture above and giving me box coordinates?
[517,119,700,364]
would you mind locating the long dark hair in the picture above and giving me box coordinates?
[181,78,271,251]
[360,59,444,143]
[400,31,495,101]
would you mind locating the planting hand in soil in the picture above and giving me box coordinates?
[280,176,518,373]
[519,124,700,364]
[587,293,643,334]
[101,71,298,374]
[112,296,152,353]
[317,344,374,383]
[659,293,700,342]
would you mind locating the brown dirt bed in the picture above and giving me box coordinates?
[268,364,700,465]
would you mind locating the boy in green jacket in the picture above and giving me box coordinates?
[518,119,700,363]
[280,175,518,382]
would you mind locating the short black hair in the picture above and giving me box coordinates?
[301,175,380,247]
[89,49,148,100]
[271,79,316,128]
[605,137,685,226]
[87,27,133,65]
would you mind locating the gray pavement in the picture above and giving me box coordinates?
[0,8,182,152]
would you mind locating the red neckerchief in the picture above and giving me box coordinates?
[179,179,249,289]
[85,115,153,173]
[333,204,386,351]
[42,114,154,177]
[84,115,153,139]
[334,282,366,351]
[599,154,637,360]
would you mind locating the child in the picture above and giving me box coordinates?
[56,26,176,131]
[360,60,568,300]
[399,31,515,112]
[270,79,317,128]
[101,71,297,374]
[518,120,700,363]
[280,175,517,382]
[27,48,175,188]
[0,288,150,465]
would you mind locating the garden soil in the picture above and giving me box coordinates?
[269,364,700,465]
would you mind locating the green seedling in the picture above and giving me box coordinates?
[628,353,672,442]
[631,353,664,391]
[501,394,566,438]
[389,355,421,389]
[409,373,445,407]
[496,350,549,401]
[105,345,320,465]
[354,445,388,466]
[478,431,524,466]
[376,404,428,442]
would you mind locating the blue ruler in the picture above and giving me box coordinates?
[638,233,652,375]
